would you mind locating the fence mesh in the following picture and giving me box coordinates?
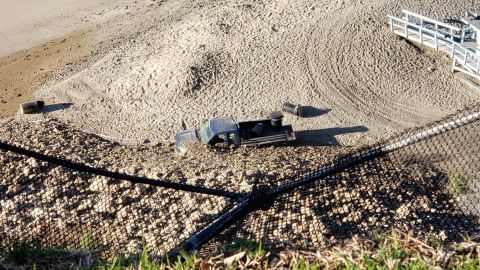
[209,105,480,251]
[1,104,480,258]
[0,153,235,257]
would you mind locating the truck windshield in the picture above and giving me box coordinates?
[198,122,213,144]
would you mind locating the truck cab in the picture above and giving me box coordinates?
[174,117,240,153]
[198,117,241,146]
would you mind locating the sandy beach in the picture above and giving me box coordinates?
[1,0,480,260]
[1,0,479,146]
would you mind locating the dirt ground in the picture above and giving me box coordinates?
[0,0,132,57]
[1,0,480,256]
[0,0,172,120]
[2,0,480,146]
[0,31,91,118]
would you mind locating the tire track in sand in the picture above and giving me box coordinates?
[303,1,469,135]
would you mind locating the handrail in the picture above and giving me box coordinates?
[402,10,462,32]
[388,15,463,40]
[389,15,478,62]
[453,42,479,61]
[388,11,480,78]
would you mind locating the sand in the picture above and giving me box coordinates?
[0,31,92,118]
[0,0,174,119]
[0,0,135,58]
[4,0,480,146]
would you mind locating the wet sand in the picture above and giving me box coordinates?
[0,31,91,118]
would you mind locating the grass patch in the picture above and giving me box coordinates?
[3,232,480,269]
[2,241,70,265]
[221,238,266,258]
[1,241,91,269]
[448,173,476,195]
[80,234,99,252]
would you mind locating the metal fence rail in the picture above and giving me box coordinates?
[388,10,480,81]
[1,104,480,258]
[209,104,480,250]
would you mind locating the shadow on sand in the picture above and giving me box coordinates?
[40,103,73,113]
[296,126,369,146]
[300,106,331,118]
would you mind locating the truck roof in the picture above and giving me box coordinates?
[209,117,237,134]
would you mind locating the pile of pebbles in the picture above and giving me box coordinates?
[1,118,473,256]
[0,118,343,256]
[225,159,471,251]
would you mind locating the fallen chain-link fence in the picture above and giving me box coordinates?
[0,104,479,258]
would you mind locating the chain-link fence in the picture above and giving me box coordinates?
[1,104,479,258]
[210,104,480,251]
[0,159,236,257]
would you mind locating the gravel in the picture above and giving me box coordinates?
[0,118,344,256]
[1,113,478,256]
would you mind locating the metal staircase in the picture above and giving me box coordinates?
[388,10,480,81]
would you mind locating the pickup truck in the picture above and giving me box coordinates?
[174,112,296,153]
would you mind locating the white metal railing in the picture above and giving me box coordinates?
[388,15,461,47]
[466,11,480,18]
[388,10,480,79]
[402,10,462,37]
[452,42,480,74]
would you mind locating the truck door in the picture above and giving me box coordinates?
[226,132,239,146]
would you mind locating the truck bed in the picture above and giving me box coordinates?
[238,119,295,146]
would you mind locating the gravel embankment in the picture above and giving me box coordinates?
[1,117,477,256]
[0,118,344,256]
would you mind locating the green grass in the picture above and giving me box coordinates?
[221,238,266,258]
[80,234,99,252]
[447,173,476,195]
[3,232,480,269]
[2,241,70,266]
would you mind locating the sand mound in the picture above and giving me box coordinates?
[36,0,480,145]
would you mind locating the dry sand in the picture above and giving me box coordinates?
[0,0,172,119]
[3,0,480,146]
[0,0,137,58]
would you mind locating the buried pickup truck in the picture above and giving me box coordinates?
[174,112,296,153]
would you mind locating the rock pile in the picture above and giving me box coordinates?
[1,117,476,256]
[0,118,343,256]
